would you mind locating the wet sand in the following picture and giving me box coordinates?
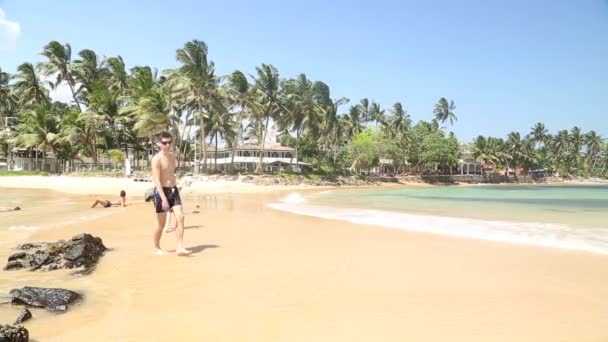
[1,192,608,341]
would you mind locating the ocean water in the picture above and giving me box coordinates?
[0,188,117,248]
[270,185,608,254]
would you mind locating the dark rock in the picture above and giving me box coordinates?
[10,287,81,312]
[4,234,107,272]
[0,324,29,342]
[28,251,49,271]
[7,253,26,262]
[192,211,200,214]
[15,243,41,250]
[63,234,106,269]
[3,260,23,271]
[14,309,32,325]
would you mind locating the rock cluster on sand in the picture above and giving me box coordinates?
[9,287,81,312]
[4,234,107,272]
[0,324,29,342]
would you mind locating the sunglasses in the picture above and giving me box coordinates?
[160,140,173,145]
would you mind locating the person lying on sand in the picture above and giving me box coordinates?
[91,190,127,208]
[0,206,21,213]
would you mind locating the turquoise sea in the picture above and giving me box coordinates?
[270,185,608,254]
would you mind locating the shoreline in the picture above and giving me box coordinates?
[1,191,607,341]
[0,174,605,198]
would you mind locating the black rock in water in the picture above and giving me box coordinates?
[15,243,42,250]
[4,234,107,272]
[10,287,81,312]
[7,253,26,262]
[0,324,29,342]
[3,261,22,271]
[13,309,32,325]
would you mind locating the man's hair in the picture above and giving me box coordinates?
[120,190,126,197]
[158,131,172,141]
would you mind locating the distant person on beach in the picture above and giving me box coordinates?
[91,190,127,208]
[151,131,191,256]
[0,206,21,213]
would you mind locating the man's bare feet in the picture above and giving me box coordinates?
[176,248,192,256]
[154,248,169,256]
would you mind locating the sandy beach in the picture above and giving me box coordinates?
[1,178,608,341]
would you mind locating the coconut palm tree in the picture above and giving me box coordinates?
[123,84,174,137]
[387,102,411,139]
[166,40,218,173]
[570,126,583,157]
[529,122,548,149]
[584,130,603,174]
[251,63,282,174]
[38,41,82,111]
[359,98,370,124]
[205,106,236,172]
[0,67,17,129]
[346,105,364,139]
[369,101,385,127]
[13,63,51,107]
[73,49,108,102]
[281,73,322,171]
[13,103,63,171]
[106,56,129,94]
[224,70,252,172]
[433,97,457,130]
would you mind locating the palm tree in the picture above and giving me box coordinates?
[38,41,82,111]
[167,40,218,173]
[224,70,251,172]
[433,97,457,130]
[346,105,364,139]
[0,67,17,129]
[359,98,370,124]
[387,102,411,139]
[584,130,602,174]
[73,49,107,99]
[205,107,235,172]
[106,56,129,94]
[13,63,51,107]
[60,109,104,166]
[570,126,584,168]
[123,84,174,137]
[529,122,548,149]
[13,103,63,171]
[318,96,349,166]
[281,73,322,171]
[369,101,385,127]
[251,63,282,174]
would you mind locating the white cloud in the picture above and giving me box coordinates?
[0,8,20,50]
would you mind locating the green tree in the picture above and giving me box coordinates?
[38,41,82,111]
[432,97,457,130]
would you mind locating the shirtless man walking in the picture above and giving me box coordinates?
[151,131,191,256]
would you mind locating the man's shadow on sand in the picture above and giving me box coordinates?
[184,225,203,230]
[168,244,219,255]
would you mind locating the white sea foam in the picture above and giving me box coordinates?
[8,225,41,231]
[269,193,608,255]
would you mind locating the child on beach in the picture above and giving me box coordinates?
[91,190,127,208]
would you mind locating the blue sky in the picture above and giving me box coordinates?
[0,0,607,141]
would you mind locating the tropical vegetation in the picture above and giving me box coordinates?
[0,40,606,179]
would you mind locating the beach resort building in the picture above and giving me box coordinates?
[201,124,309,173]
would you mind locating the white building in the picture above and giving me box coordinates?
[202,124,309,173]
